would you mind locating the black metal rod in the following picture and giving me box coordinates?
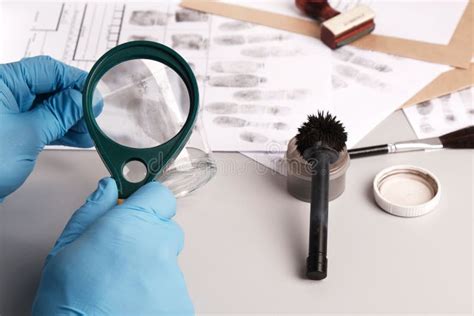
[306,152,330,280]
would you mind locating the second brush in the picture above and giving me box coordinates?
[349,126,474,158]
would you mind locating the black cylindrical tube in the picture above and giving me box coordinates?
[348,144,389,158]
[306,152,331,280]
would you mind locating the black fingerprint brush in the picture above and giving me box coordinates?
[296,112,347,280]
[349,126,474,159]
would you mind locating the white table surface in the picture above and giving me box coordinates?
[0,110,472,315]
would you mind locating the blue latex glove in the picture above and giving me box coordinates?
[32,178,194,315]
[0,56,93,200]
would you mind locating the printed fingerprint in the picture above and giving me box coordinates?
[351,57,392,73]
[329,0,370,12]
[233,89,309,101]
[333,48,354,61]
[205,102,291,116]
[213,34,289,46]
[272,122,289,130]
[439,94,451,104]
[175,8,208,22]
[213,35,246,46]
[210,61,263,74]
[218,21,254,31]
[205,102,240,114]
[128,35,159,42]
[335,64,386,90]
[262,105,291,115]
[420,121,434,133]
[171,34,208,50]
[247,34,290,43]
[212,116,289,130]
[444,113,456,122]
[416,100,434,115]
[240,131,269,143]
[241,46,301,58]
[332,75,348,89]
[129,10,168,26]
[208,74,266,88]
[439,94,456,122]
[213,116,247,127]
[286,89,310,100]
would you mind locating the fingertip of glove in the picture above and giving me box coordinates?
[100,176,118,189]
[98,177,118,196]
[87,177,118,203]
[120,181,177,220]
[145,181,177,210]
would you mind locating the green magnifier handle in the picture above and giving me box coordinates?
[83,41,199,199]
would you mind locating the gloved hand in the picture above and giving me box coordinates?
[32,178,194,315]
[0,56,94,200]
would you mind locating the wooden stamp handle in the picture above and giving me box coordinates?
[295,0,340,22]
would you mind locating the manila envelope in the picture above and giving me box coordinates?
[181,0,473,69]
[402,62,474,108]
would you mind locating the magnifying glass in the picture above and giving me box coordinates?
[83,41,199,199]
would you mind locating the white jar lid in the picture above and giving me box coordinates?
[373,165,441,217]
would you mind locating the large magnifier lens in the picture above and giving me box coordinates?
[84,41,213,198]
[94,59,190,149]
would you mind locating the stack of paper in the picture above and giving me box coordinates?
[0,0,470,173]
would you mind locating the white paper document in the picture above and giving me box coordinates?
[221,0,469,45]
[0,1,448,159]
[0,2,126,68]
[330,45,448,148]
[245,42,449,175]
[404,87,473,139]
[0,1,332,152]
[198,16,333,151]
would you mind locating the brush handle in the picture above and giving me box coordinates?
[348,144,389,158]
[307,152,331,280]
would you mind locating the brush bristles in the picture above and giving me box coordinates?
[440,126,474,149]
[296,111,347,155]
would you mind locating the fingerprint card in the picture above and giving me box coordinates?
[201,15,333,151]
[243,46,449,173]
[330,46,450,148]
[404,87,473,139]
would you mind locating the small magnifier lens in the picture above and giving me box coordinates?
[123,160,147,183]
[93,59,191,150]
